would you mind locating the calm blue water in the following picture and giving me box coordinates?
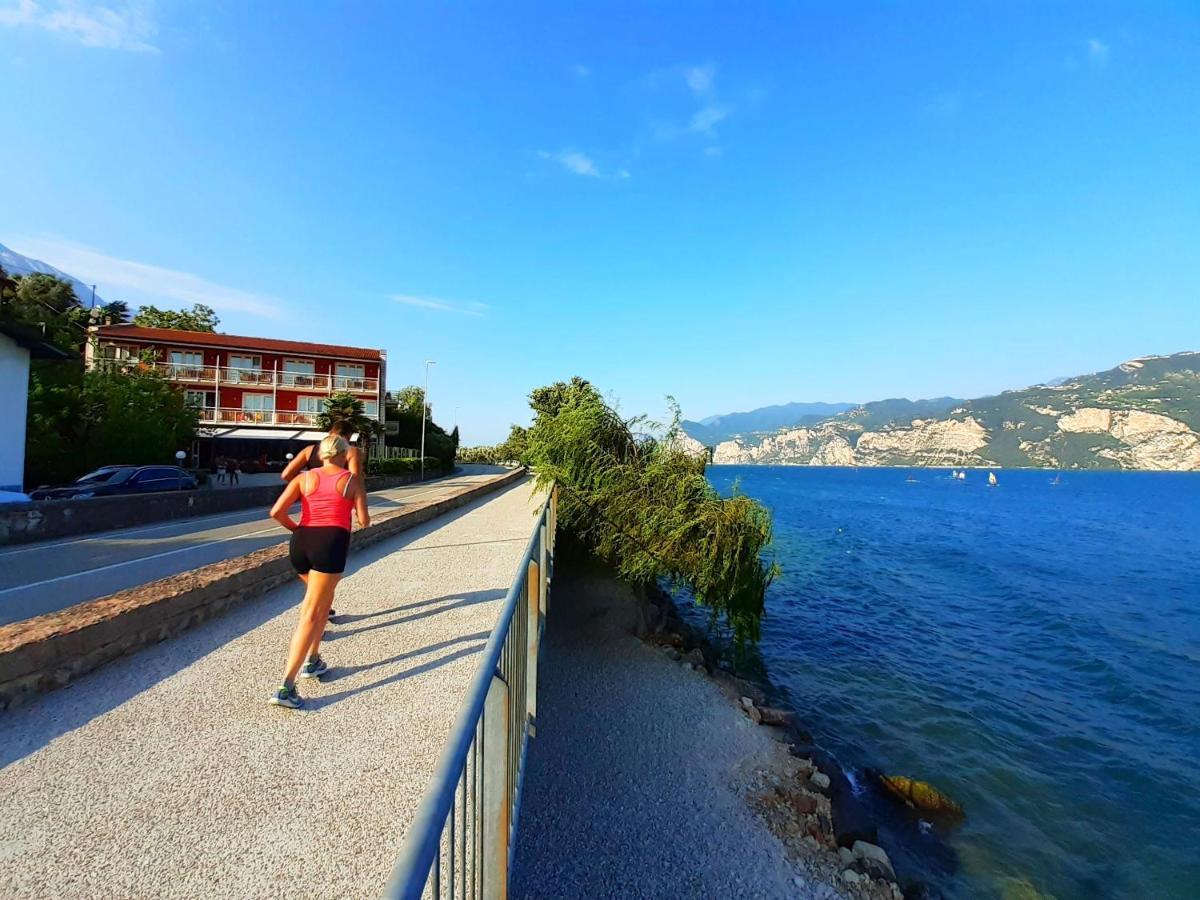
[705,467,1200,899]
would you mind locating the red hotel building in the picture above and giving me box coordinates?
[85,324,386,464]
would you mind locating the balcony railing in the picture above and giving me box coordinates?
[92,359,379,394]
[195,407,321,427]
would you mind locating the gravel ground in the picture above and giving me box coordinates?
[510,561,846,900]
[0,477,546,899]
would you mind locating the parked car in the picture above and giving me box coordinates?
[30,465,199,500]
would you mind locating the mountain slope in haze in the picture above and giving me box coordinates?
[0,242,105,306]
[682,401,856,445]
[692,354,1200,471]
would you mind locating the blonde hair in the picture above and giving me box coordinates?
[318,434,350,461]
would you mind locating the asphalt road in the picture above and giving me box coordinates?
[0,466,512,627]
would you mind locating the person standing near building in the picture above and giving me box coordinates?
[229,458,240,486]
[215,457,227,484]
[267,434,369,709]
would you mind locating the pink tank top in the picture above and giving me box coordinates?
[299,468,354,530]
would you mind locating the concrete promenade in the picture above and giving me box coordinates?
[0,466,510,626]
[0,476,545,899]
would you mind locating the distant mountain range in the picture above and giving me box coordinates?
[0,242,106,307]
[682,401,857,445]
[680,353,1200,471]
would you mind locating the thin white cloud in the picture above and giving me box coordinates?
[572,63,590,77]
[684,62,716,97]
[703,146,723,159]
[1087,38,1110,66]
[926,91,964,118]
[9,236,283,318]
[0,0,158,52]
[539,149,613,178]
[392,294,488,316]
[689,105,730,136]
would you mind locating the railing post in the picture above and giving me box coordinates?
[481,673,510,900]
[538,521,549,615]
[525,560,540,737]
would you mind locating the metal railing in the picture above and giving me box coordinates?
[195,407,320,427]
[386,485,557,900]
[91,359,379,394]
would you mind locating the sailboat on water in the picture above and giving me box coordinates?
[988,471,998,487]
[1051,472,1062,486]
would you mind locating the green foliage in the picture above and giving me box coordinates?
[132,303,220,332]
[522,378,777,643]
[365,456,443,476]
[389,385,427,418]
[456,424,529,465]
[316,391,380,437]
[383,395,456,467]
[26,365,199,487]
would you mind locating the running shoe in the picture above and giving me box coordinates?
[269,684,304,709]
[299,657,328,679]
[328,608,338,622]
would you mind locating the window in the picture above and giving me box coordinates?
[282,359,316,387]
[184,390,208,409]
[169,350,206,381]
[335,362,367,390]
[228,354,264,384]
[363,400,379,418]
[241,393,274,422]
[297,396,323,414]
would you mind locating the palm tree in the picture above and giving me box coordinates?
[317,391,380,437]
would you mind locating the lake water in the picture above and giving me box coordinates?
[704,467,1200,899]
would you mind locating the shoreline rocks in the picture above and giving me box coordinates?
[637,580,912,899]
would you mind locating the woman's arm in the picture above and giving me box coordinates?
[347,446,363,478]
[280,445,312,482]
[270,478,304,531]
[352,475,370,529]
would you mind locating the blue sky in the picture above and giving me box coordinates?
[2,2,1197,443]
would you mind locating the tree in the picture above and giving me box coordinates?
[316,391,380,437]
[521,378,777,643]
[390,385,428,418]
[25,366,199,488]
[133,303,220,332]
[6,272,87,351]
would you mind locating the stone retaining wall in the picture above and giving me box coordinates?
[0,470,453,546]
[0,468,526,711]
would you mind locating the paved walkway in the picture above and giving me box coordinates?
[0,477,545,899]
[0,466,510,626]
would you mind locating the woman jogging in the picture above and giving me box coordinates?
[280,420,363,620]
[268,434,369,709]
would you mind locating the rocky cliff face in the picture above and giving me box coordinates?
[695,353,1200,471]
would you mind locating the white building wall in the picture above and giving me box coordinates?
[0,334,32,491]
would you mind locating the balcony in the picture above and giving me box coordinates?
[92,359,378,394]
[195,407,321,427]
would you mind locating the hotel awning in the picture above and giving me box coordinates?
[199,427,327,441]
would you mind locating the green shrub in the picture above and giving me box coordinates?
[522,377,777,643]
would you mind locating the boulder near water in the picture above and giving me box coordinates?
[878,774,965,819]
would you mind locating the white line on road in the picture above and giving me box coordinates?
[0,477,493,597]
[0,477,484,560]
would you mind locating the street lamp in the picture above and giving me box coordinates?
[420,359,436,480]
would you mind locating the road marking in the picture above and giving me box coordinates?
[0,524,287,596]
[0,476,486,559]
[0,476,497,597]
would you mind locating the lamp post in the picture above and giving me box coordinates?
[420,359,436,481]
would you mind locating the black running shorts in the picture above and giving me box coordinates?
[289,526,351,575]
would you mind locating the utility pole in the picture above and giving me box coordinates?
[420,359,436,481]
[90,285,96,309]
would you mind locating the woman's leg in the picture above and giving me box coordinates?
[282,571,341,684]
